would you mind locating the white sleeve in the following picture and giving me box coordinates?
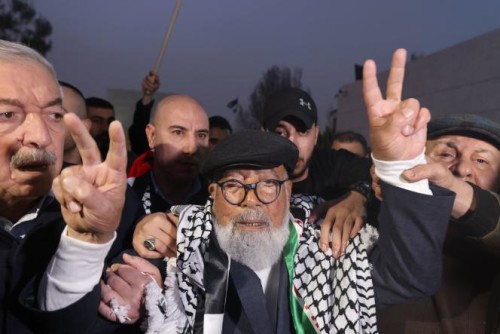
[38,226,116,311]
[372,150,433,195]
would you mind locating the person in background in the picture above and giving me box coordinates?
[261,87,374,257]
[331,130,369,157]
[86,96,115,158]
[59,81,91,165]
[208,115,233,151]
[129,71,161,156]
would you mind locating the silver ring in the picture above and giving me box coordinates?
[144,238,156,251]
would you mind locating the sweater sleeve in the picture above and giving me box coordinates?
[128,99,154,156]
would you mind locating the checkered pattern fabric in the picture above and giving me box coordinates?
[155,199,378,333]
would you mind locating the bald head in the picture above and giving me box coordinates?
[146,94,209,182]
[153,94,206,125]
[61,85,86,119]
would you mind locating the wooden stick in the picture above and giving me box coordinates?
[152,0,184,74]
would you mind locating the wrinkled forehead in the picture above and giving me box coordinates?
[0,60,61,103]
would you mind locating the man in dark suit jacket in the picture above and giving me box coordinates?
[0,39,146,334]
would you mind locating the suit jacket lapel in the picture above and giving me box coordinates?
[229,261,273,334]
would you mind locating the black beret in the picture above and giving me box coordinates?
[428,114,500,150]
[202,130,299,178]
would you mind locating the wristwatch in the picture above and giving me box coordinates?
[349,181,372,202]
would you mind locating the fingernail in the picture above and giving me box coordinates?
[403,108,414,118]
[321,243,328,252]
[110,264,120,272]
[68,201,82,213]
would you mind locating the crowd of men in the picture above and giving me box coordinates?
[0,39,498,334]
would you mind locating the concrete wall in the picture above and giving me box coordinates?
[336,28,500,140]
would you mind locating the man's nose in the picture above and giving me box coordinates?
[20,113,51,148]
[183,135,198,154]
[451,159,473,181]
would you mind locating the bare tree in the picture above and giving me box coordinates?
[248,65,304,126]
[0,0,52,55]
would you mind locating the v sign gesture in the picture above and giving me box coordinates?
[52,113,127,244]
[363,48,430,162]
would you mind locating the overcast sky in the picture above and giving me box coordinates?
[35,1,500,130]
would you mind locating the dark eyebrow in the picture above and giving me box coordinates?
[43,97,63,108]
[0,98,23,108]
[434,140,458,150]
[169,125,187,131]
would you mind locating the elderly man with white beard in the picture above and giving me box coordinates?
[136,122,454,333]
[97,49,454,333]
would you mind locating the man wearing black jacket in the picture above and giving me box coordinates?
[0,39,144,334]
[261,87,374,257]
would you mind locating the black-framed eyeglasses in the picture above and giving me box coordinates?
[216,178,289,205]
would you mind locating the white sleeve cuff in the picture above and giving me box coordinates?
[39,226,116,311]
[372,151,432,195]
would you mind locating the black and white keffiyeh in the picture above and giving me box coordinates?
[143,197,379,333]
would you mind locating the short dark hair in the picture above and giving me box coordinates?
[59,81,85,100]
[209,115,232,134]
[332,131,369,154]
[85,97,114,110]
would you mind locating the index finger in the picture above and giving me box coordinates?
[105,120,127,173]
[63,113,101,166]
[363,58,383,110]
[385,48,407,101]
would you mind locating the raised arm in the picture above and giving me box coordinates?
[363,49,455,307]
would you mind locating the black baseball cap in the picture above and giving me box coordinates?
[428,114,500,149]
[202,130,299,178]
[262,87,318,131]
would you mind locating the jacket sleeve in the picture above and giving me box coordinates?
[452,184,500,257]
[369,182,455,309]
[128,99,154,156]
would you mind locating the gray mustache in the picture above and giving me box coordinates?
[230,208,272,227]
[11,149,57,168]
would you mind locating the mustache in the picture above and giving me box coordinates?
[10,149,57,168]
[230,208,272,228]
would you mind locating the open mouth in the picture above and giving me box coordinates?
[236,221,267,229]
[16,163,49,172]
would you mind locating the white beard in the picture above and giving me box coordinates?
[214,208,290,272]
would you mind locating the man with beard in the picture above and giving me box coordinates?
[261,87,375,258]
[86,96,115,158]
[127,95,210,258]
[130,49,456,333]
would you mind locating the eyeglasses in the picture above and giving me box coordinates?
[216,178,289,205]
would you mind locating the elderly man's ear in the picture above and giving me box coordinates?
[208,183,217,198]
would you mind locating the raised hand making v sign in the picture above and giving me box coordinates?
[52,112,127,244]
[363,48,430,162]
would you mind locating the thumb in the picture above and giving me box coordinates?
[401,164,432,183]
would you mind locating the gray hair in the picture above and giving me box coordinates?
[0,39,57,78]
